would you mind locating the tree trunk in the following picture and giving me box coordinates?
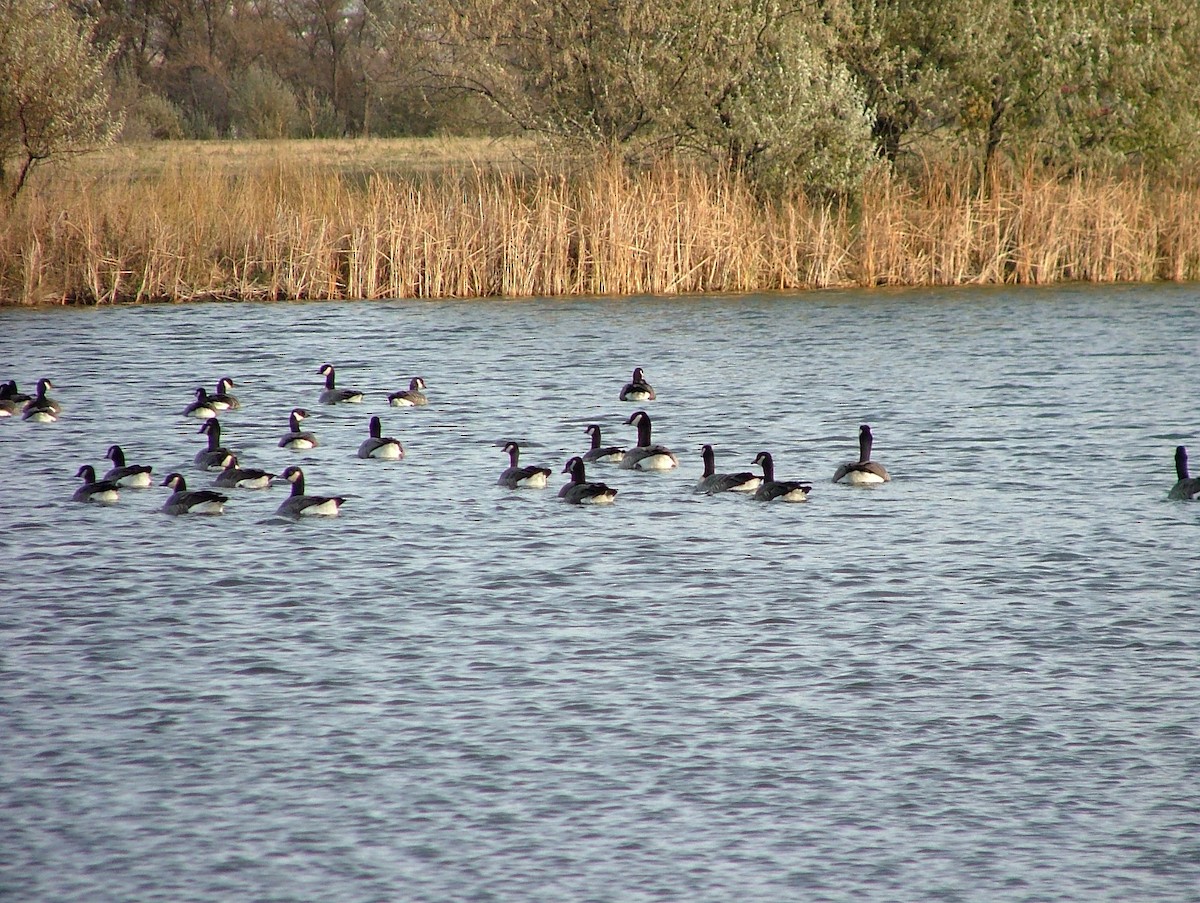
[10,154,37,200]
[984,86,1007,179]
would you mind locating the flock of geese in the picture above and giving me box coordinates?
[2,369,416,518]
[4,364,1198,514]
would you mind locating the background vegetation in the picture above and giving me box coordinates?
[2,0,1200,303]
[4,0,1199,188]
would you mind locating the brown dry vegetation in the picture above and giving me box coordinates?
[2,139,1200,305]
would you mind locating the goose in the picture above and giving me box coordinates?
[195,418,235,471]
[753,452,813,502]
[619,367,656,402]
[1168,446,1200,500]
[3,380,33,406]
[697,444,762,494]
[182,386,220,419]
[161,472,227,514]
[497,441,551,489]
[357,416,405,459]
[209,376,240,410]
[620,410,678,470]
[318,363,364,404]
[388,376,428,407]
[559,456,618,505]
[276,466,345,518]
[73,465,121,504]
[833,424,891,484]
[214,455,276,489]
[103,444,154,488]
[582,424,626,464]
[22,378,61,422]
[0,381,21,417]
[278,408,318,450]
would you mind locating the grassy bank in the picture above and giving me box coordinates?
[3,140,1200,305]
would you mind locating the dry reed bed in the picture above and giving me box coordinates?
[3,157,1200,305]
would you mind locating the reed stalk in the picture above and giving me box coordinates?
[2,145,1199,305]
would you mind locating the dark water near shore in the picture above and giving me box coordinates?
[2,284,1198,902]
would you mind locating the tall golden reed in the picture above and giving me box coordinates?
[2,150,1199,305]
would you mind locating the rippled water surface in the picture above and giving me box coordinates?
[2,285,1199,902]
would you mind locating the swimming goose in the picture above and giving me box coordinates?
[3,380,33,406]
[73,465,121,504]
[103,444,154,488]
[22,378,61,422]
[559,456,618,505]
[833,424,891,484]
[161,472,228,515]
[276,466,345,518]
[278,408,318,449]
[182,386,220,419]
[582,424,626,464]
[318,363,364,404]
[620,410,679,470]
[619,367,656,402]
[195,418,235,471]
[753,452,813,502]
[0,381,21,417]
[1168,446,1200,500]
[209,376,240,410]
[214,455,276,489]
[497,441,551,488]
[388,376,428,407]
[697,444,762,494]
[357,416,405,459]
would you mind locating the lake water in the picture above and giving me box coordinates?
[2,284,1198,902]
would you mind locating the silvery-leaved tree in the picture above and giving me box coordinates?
[833,0,1200,174]
[405,0,876,195]
[0,0,121,199]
